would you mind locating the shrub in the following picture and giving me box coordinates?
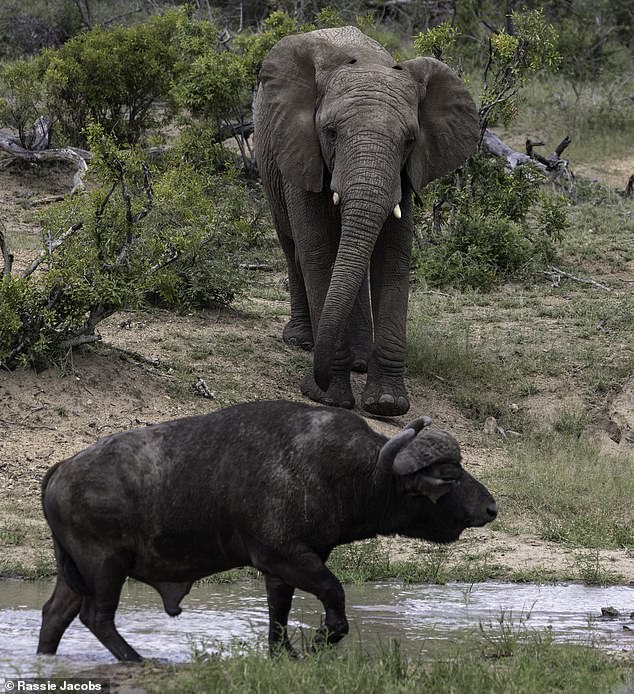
[145,166,269,310]
[413,9,567,291]
[0,58,47,147]
[40,10,186,146]
[0,125,270,369]
[414,154,567,291]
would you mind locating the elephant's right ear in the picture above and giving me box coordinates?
[259,34,345,193]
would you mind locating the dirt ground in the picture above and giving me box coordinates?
[1,154,633,584]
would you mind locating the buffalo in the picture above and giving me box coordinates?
[38,400,496,660]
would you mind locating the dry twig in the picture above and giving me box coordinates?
[543,265,611,292]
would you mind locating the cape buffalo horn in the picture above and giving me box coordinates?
[377,428,416,469]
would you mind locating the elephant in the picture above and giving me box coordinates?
[254,26,478,416]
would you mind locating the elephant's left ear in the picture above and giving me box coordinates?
[401,57,479,192]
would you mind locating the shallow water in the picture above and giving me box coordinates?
[0,578,632,677]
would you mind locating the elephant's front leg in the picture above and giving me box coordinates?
[362,194,414,416]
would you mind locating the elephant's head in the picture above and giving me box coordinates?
[259,28,478,392]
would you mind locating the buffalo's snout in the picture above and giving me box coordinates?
[469,493,497,528]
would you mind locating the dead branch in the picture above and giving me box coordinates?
[239,261,273,272]
[29,195,66,207]
[481,129,535,169]
[543,265,611,292]
[30,116,52,150]
[22,221,84,278]
[192,377,215,399]
[482,129,574,192]
[61,333,102,350]
[0,130,91,194]
[526,136,571,170]
[0,418,58,431]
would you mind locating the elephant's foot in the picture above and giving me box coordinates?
[301,373,355,409]
[362,380,410,416]
[283,319,314,350]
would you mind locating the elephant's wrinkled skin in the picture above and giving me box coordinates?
[38,400,496,661]
[254,27,479,415]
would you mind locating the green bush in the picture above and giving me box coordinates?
[412,9,567,291]
[40,10,186,146]
[414,154,567,291]
[0,125,270,369]
[0,58,47,147]
[145,166,269,310]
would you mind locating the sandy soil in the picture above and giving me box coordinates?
[0,152,633,585]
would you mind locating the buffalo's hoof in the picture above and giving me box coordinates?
[362,383,410,416]
[300,374,354,409]
[269,642,301,659]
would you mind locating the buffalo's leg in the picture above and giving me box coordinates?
[265,574,298,657]
[37,574,82,655]
[264,550,348,647]
[79,564,141,662]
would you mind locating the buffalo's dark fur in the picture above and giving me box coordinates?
[38,400,496,660]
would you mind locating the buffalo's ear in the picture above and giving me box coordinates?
[393,430,463,502]
[258,34,347,193]
[401,57,479,192]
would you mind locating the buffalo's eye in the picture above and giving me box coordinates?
[393,64,403,70]
[431,463,463,482]
[324,126,337,144]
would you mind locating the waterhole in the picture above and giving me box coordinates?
[0,579,631,677]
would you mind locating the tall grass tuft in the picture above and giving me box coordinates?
[488,434,634,550]
[147,634,630,694]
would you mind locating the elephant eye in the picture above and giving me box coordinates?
[324,126,337,144]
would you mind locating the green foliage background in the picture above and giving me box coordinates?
[0,1,632,366]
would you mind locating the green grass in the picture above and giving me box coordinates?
[487,434,634,551]
[144,633,632,694]
[326,539,508,585]
[0,555,55,579]
[515,74,634,165]
[0,522,27,546]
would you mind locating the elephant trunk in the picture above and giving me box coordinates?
[313,179,394,392]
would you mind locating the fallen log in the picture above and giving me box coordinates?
[481,129,573,191]
[0,116,91,194]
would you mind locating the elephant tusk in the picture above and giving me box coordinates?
[333,192,340,206]
[393,204,402,219]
